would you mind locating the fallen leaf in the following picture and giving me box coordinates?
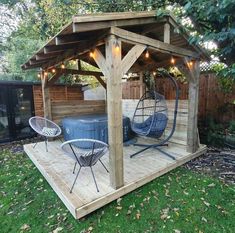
[202,217,207,222]
[136,210,141,219]
[52,227,63,233]
[127,209,132,215]
[203,201,210,207]
[174,230,181,233]
[87,226,93,232]
[117,198,122,205]
[20,224,30,231]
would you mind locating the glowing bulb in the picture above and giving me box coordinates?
[61,63,65,69]
[115,41,120,52]
[153,71,157,76]
[171,56,175,64]
[37,73,41,78]
[44,72,48,76]
[89,51,94,58]
[52,68,56,73]
[145,50,149,58]
[188,60,193,67]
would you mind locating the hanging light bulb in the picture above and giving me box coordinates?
[61,63,65,69]
[115,40,120,52]
[145,49,149,58]
[153,71,157,76]
[52,68,56,73]
[187,60,193,67]
[171,56,175,65]
[89,50,94,58]
[37,73,41,78]
[44,71,48,77]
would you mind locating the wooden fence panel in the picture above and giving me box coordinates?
[122,73,235,124]
[33,85,84,117]
[51,100,106,123]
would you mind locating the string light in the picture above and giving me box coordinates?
[89,50,94,58]
[61,63,65,69]
[44,71,48,77]
[171,56,175,65]
[52,68,56,73]
[115,40,120,52]
[153,71,157,76]
[187,60,193,67]
[37,73,41,78]
[145,49,149,58]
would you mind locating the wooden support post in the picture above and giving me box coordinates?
[93,33,144,189]
[164,23,170,44]
[139,71,144,97]
[106,35,123,189]
[41,73,52,120]
[178,59,200,153]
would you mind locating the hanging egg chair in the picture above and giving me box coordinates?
[131,91,168,138]
[130,70,179,159]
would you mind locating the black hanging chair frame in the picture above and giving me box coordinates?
[130,70,179,159]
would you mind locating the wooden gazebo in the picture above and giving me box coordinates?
[23,11,209,219]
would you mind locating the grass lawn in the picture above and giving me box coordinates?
[0,149,235,233]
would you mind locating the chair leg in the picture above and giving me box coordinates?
[90,167,99,192]
[72,162,77,174]
[99,159,109,173]
[45,138,48,152]
[70,166,81,193]
[33,142,38,148]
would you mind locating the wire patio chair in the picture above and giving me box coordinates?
[61,139,109,193]
[29,116,62,152]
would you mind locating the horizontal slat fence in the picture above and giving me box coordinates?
[122,73,235,124]
[51,100,106,123]
[33,85,84,117]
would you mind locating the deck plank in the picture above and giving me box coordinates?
[24,138,206,219]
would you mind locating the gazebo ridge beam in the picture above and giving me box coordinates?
[110,26,199,58]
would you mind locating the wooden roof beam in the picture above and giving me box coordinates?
[110,26,199,59]
[36,51,62,61]
[72,17,164,33]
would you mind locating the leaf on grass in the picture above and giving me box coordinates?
[165,189,170,197]
[87,226,93,232]
[117,198,122,205]
[202,217,207,222]
[116,206,122,210]
[136,210,141,220]
[127,209,132,215]
[208,183,216,187]
[20,224,30,231]
[183,190,189,195]
[174,230,181,233]
[203,201,210,207]
[160,208,170,220]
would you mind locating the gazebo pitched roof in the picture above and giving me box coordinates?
[22,11,209,71]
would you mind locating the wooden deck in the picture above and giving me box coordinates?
[24,139,206,219]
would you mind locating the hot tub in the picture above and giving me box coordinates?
[62,114,132,146]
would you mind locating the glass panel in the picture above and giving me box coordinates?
[12,87,34,139]
[0,87,10,141]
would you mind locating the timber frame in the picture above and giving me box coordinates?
[22,11,209,190]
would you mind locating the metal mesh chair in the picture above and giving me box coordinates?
[61,139,109,193]
[29,116,62,152]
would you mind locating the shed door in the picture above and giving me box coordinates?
[0,87,10,142]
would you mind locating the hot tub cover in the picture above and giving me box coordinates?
[62,114,132,147]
